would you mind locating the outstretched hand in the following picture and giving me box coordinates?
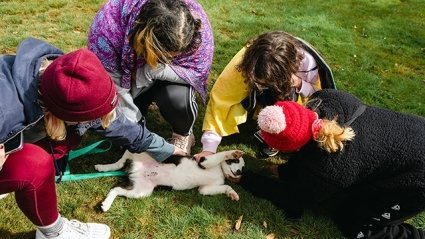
[0,144,9,169]
[193,150,214,162]
[266,164,280,179]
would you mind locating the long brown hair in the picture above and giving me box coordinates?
[129,0,201,68]
[238,31,303,100]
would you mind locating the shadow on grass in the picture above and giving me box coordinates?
[53,109,340,238]
[0,229,34,239]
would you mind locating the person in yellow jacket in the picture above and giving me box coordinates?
[194,31,335,159]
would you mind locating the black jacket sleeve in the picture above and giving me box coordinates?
[239,170,303,220]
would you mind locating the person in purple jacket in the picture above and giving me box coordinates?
[88,0,214,155]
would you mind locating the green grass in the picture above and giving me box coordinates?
[1,0,424,238]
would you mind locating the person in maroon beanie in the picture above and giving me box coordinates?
[231,89,425,239]
[0,38,185,239]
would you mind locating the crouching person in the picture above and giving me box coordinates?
[0,38,185,239]
[230,89,425,239]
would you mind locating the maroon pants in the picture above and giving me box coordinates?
[0,143,58,226]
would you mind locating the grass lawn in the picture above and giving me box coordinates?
[1,0,424,238]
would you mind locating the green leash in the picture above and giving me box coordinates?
[56,139,126,182]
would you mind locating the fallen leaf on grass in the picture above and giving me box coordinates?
[263,221,268,228]
[234,215,243,230]
[266,233,277,239]
[290,228,300,234]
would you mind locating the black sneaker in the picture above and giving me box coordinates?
[260,147,279,157]
[254,131,279,157]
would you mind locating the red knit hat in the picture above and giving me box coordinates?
[257,101,318,152]
[40,49,118,122]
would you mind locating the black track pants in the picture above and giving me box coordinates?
[333,191,425,239]
[134,81,198,136]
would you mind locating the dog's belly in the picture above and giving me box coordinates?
[171,163,224,190]
[133,162,176,185]
[135,158,224,190]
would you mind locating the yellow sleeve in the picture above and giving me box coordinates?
[202,48,249,136]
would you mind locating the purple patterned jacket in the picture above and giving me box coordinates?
[88,0,214,101]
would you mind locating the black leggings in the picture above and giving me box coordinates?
[134,81,198,136]
[333,190,425,239]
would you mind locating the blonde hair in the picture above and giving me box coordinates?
[129,0,201,68]
[38,58,115,141]
[133,27,173,68]
[43,111,67,141]
[43,110,115,141]
[315,119,355,153]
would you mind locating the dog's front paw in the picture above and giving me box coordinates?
[227,190,239,201]
[226,187,240,201]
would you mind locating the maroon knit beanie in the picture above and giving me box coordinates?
[257,101,318,152]
[40,49,118,122]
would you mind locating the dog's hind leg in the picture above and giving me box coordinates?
[95,150,132,172]
[100,182,155,212]
[198,185,239,201]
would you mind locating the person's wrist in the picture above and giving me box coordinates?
[294,79,302,91]
[0,144,9,169]
[291,74,302,90]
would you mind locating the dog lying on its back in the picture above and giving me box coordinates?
[94,150,245,212]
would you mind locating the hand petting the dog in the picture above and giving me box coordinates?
[0,144,9,171]
[193,150,214,162]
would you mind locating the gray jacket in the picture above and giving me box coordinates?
[0,38,173,161]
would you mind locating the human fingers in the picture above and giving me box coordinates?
[193,151,214,162]
[0,144,9,169]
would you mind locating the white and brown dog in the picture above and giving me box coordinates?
[94,150,245,212]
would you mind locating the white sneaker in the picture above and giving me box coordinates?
[168,133,195,155]
[0,193,9,199]
[35,218,111,239]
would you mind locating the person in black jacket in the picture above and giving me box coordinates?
[234,89,425,239]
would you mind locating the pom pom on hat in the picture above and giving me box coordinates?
[258,105,287,134]
[257,101,318,152]
[40,49,118,122]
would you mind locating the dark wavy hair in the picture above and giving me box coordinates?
[238,31,304,100]
[129,0,202,68]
